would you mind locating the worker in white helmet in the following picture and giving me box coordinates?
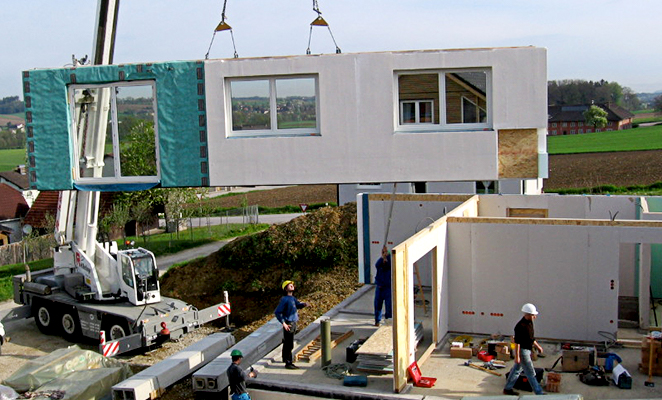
[0,321,5,355]
[503,303,545,396]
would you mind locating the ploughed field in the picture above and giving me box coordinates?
[544,150,662,190]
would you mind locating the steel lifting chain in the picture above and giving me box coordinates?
[205,0,238,59]
[307,0,341,55]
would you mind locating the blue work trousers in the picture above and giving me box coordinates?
[374,285,392,324]
[504,348,544,395]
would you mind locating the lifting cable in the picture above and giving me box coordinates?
[205,0,238,59]
[306,0,341,55]
[382,183,398,249]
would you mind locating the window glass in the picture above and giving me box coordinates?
[116,85,157,177]
[121,256,134,288]
[446,71,487,124]
[398,74,439,125]
[401,102,415,124]
[72,87,113,179]
[230,80,270,131]
[397,70,489,130]
[228,76,319,137]
[276,78,317,129]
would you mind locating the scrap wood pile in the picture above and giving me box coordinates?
[160,203,362,338]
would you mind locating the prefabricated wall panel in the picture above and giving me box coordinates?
[205,48,547,186]
[23,47,546,190]
[358,193,471,284]
[477,194,639,220]
[362,194,662,344]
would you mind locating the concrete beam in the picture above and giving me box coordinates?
[112,332,234,400]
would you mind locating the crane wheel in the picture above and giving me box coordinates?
[61,308,81,341]
[103,319,129,341]
[33,300,57,335]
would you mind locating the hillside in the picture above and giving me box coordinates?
[160,202,362,340]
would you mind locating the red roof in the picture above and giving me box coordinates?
[23,191,60,228]
[0,183,29,220]
[24,191,118,229]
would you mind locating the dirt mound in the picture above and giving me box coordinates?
[160,203,362,336]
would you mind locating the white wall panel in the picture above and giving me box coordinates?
[471,224,529,336]
[587,228,620,340]
[205,48,546,186]
[527,226,589,340]
[447,222,474,333]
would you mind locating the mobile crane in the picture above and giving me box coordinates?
[4,0,231,357]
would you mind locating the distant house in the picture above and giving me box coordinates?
[0,183,30,244]
[0,168,39,207]
[547,103,634,136]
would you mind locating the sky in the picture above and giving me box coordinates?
[2,0,662,99]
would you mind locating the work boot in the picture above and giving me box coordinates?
[285,363,300,370]
[503,389,519,396]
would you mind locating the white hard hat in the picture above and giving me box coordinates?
[521,303,539,315]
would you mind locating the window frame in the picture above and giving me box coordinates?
[226,75,320,138]
[395,69,492,132]
[67,80,160,184]
[399,99,435,125]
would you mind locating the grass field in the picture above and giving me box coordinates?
[0,148,26,171]
[547,124,662,154]
[0,258,53,301]
[0,223,269,301]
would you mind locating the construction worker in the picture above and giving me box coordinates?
[503,303,545,396]
[274,280,307,369]
[373,245,392,326]
[226,349,257,400]
[0,321,5,355]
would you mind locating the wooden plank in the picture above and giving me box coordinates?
[296,330,354,362]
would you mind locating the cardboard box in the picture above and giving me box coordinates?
[546,372,561,393]
[563,349,590,372]
[450,347,473,359]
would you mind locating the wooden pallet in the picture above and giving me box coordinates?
[296,330,354,362]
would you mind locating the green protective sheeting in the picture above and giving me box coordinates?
[646,197,662,298]
[23,60,209,190]
[2,345,132,394]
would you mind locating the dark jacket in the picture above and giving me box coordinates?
[375,254,391,288]
[275,295,305,323]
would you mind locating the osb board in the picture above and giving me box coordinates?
[507,207,548,218]
[447,216,662,228]
[356,324,393,357]
[498,128,538,178]
[368,194,474,203]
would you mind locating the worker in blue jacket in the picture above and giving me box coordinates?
[275,280,307,369]
[374,245,392,326]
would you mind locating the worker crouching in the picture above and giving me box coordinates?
[227,349,257,400]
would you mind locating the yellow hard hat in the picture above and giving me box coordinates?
[282,280,294,290]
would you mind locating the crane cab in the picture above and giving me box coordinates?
[117,248,161,305]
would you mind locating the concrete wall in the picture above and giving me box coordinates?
[206,47,547,186]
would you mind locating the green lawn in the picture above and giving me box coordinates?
[547,125,662,155]
[633,116,662,124]
[120,222,269,257]
[0,258,53,301]
[0,223,269,301]
[0,148,26,171]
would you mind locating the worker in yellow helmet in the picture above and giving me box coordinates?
[274,280,307,370]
